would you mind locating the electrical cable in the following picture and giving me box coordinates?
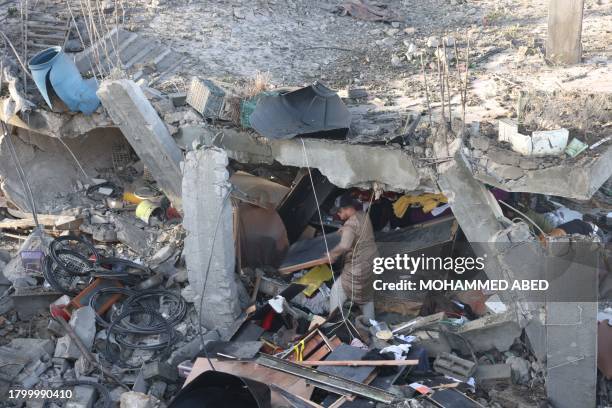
[96,256,151,279]
[89,286,135,327]
[105,307,176,367]
[299,138,352,336]
[498,200,546,237]
[43,253,90,296]
[122,289,186,331]
[57,137,90,181]
[49,235,99,272]
[86,182,123,201]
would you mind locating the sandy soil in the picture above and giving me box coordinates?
[132,0,611,125]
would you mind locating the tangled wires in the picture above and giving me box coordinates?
[44,235,150,295]
[90,288,186,366]
[44,236,186,367]
[44,235,100,295]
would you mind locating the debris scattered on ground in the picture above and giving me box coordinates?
[0,0,610,406]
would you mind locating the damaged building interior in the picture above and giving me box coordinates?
[0,0,610,407]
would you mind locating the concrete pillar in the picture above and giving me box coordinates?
[433,133,597,407]
[546,0,584,64]
[435,138,505,245]
[97,80,183,209]
[542,237,598,408]
[182,147,241,332]
[433,137,510,286]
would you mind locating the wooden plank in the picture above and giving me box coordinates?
[306,343,333,363]
[288,331,324,362]
[317,344,374,384]
[279,232,340,275]
[546,0,584,64]
[0,215,80,230]
[298,360,418,367]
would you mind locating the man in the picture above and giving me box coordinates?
[327,193,379,320]
[540,218,604,243]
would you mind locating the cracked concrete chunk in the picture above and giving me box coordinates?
[455,310,522,352]
[474,144,612,199]
[494,164,525,180]
[120,391,158,408]
[97,80,183,209]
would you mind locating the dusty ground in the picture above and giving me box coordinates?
[132,0,612,124]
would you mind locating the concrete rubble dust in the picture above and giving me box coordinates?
[0,0,610,407]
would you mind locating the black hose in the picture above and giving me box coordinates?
[121,289,186,331]
[89,286,135,328]
[43,254,87,296]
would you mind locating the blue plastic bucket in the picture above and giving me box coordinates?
[28,46,100,115]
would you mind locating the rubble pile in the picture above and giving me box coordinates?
[0,0,610,407]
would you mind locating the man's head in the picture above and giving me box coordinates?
[330,193,359,221]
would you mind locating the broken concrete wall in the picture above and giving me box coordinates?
[434,137,506,244]
[435,132,598,408]
[215,128,437,193]
[0,127,126,213]
[468,136,612,199]
[0,100,115,139]
[182,147,242,333]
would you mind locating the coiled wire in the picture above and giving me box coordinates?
[105,307,177,366]
[97,289,186,366]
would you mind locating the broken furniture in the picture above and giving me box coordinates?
[278,232,341,275]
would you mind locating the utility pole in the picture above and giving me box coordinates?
[546,0,584,64]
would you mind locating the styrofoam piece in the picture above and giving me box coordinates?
[498,119,569,156]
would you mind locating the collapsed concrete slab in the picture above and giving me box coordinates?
[467,135,612,199]
[214,128,437,193]
[182,147,241,333]
[0,98,113,138]
[433,131,598,408]
[97,80,183,209]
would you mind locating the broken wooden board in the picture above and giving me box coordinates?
[429,388,485,407]
[318,344,375,383]
[187,358,314,407]
[0,214,81,230]
[298,360,418,367]
[278,232,341,275]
